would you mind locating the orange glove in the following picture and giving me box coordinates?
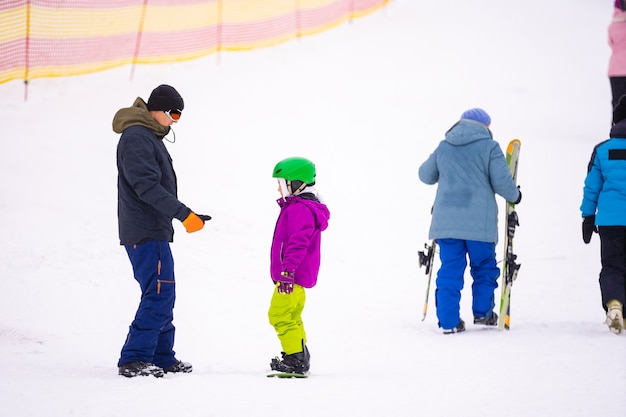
[182,212,205,233]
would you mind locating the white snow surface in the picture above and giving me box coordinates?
[1,1,625,416]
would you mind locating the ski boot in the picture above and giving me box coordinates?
[474,312,498,326]
[164,360,193,374]
[442,319,465,334]
[118,361,164,378]
[606,300,624,335]
[270,342,310,374]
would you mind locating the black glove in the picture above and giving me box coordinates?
[514,186,522,204]
[197,214,212,222]
[582,216,597,244]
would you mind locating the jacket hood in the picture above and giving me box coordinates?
[444,119,493,146]
[112,97,170,137]
[610,119,626,138]
[278,195,330,231]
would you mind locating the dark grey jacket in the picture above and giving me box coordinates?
[113,99,190,245]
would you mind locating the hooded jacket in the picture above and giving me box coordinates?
[113,98,191,245]
[270,195,330,288]
[580,120,626,226]
[419,120,520,243]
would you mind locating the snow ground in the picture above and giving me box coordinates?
[1,1,625,416]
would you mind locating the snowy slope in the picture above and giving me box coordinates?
[1,1,625,416]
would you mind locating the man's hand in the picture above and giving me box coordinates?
[182,212,210,233]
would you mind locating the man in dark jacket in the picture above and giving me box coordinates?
[113,84,210,377]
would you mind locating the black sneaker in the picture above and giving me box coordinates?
[164,360,193,374]
[118,362,164,378]
[442,319,466,334]
[474,312,498,326]
[270,350,309,375]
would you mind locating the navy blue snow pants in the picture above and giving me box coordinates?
[435,238,500,329]
[598,226,626,311]
[118,240,177,369]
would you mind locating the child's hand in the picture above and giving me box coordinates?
[277,282,294,294]
[582,216,597,244]
[277,271,295,294]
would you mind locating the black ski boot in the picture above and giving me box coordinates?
[164,360,193,374]
[442,319,466,334]
[474,312,498,326]
[118,361,164,378]
[270,341,310,374]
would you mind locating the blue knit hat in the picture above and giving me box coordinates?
[461,108,491,126]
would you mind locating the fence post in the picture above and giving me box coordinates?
[23,0,31,101]
[216,0,223,65]
[130,0,149,80]
[295,0,301,38]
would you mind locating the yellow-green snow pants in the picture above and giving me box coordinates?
[268,284,307,354]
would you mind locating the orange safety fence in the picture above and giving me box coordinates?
[0,0,390,86]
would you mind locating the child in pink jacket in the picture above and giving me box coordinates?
[609,1,626,108]
[268,157,330,375]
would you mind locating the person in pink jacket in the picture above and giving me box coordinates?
[609,1,626,108]
[268,157,330,375]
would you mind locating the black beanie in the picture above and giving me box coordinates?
[147,84,184,112]
[613,94,626,124]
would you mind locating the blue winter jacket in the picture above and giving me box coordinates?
[580,121,626,225]
[114,99,191,245]
[419,120,520,243]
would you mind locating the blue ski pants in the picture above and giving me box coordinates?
[435,238,500,329]
[118,240,177,369]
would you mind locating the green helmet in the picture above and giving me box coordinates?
[272,157,316,184]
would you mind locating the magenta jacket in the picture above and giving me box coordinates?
[270,195,330,288]
[609,8,626,76]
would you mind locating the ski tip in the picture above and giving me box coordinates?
[507,139,521,153]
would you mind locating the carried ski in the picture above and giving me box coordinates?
[267,372,308,379]
[418,239,437,321]
[498,139,521,331]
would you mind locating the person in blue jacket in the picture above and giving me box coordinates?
[580,94,626,335]
[419,108,521,334]
[112,84,211,377]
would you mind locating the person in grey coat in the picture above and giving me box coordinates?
[419,108,521,334]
